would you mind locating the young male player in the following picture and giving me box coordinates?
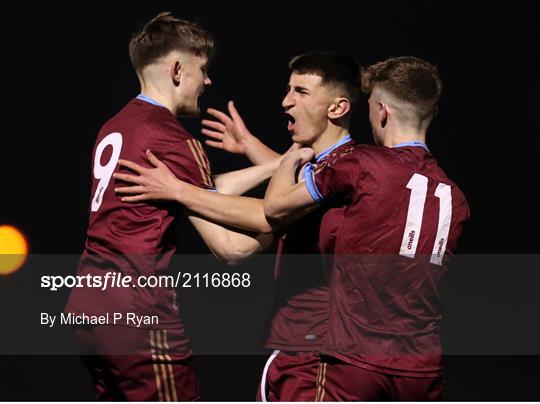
[262,56,470,400]
[65,12,273,401]
[114,52,363,400]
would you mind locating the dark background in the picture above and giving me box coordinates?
[1,1,539,400]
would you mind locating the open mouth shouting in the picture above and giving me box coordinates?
[286,112,296,132]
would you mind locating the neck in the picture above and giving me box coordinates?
[311,126,350,156]
[381,123,427,148]
[139,80,176,115]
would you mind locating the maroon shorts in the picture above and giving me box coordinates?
[258,351,444,401]
[74,326,199,401]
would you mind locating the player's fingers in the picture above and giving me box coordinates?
[117,159,146,174]
[298,147,315,164]
[114,185,145,195]
[289,142,302,151]
[113,172,143,185]
[227,101,246,126]
[204,140,225,150]
[145,149,165,168]
[206,108,232,125]
[120,194,148,203]
[202,119,226,133]
[201,128,224,141]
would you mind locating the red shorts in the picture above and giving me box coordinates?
[74,326,199,401]
[258,351,444,401]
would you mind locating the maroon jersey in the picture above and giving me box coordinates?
[310,144,470,376]
[66,97,214,331]
[265,138,354,351]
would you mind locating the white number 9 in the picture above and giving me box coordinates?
[91,132,123,212]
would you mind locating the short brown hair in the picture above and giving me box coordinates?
[361,56,442,119]
[129,12,214,74]
[289,52,361,106]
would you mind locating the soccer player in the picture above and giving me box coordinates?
[65,12,274,401]
[116,55,470,400]
[262,56,470,400]
[114,52,362,400]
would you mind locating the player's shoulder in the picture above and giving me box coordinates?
[98,99,204,160]
[321,141,362,162]
[353,143,387,157]
[130,98,196,141]
[355,144,437,173]
[142,112,193,143]
[318,143,383,172]
[441,172,468,205]
[345,143,393,167]
[153,121,193,144]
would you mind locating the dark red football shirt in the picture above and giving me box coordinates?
[65,97,214,334]
[265,138,354,352]
[311,144,470,376]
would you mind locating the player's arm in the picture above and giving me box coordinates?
[263,147,320,227]
[114,151,274,234]
[212,143,300,195]
[186,214,274,265]
[265,146,359,228]
[203,101,281,164]
[213,156,281,195]
[180,187,272,233]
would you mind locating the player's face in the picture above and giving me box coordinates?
[282,73,335,146]
[176,54,212,117]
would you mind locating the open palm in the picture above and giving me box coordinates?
[202,101,253,155]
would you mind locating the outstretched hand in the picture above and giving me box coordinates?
[114,150,181,203]
[202,100,253,154]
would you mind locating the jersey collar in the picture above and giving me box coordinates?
[315,134,352,162]
[136,94,166,108]
[393,141,429,151]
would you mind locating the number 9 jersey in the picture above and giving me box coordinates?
[65,97,215,331]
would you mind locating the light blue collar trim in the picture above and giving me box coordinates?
[302,134,352,205]
[137,94,166,108]
[393,141,429,151]
[316,134,352,162]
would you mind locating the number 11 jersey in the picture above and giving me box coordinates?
[308,143,470,376]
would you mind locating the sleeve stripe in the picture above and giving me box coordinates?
[192,139,213,182]
[192,139,213,186]
[303,163,324,204]
[186,139,208,186]
[186,139,213,188]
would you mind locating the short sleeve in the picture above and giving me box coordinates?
[307,148,359,203]
[160,139,216,190]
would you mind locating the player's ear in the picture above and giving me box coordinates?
[328,97,351,120]
[170,59,182,86]
[380,101,388,128]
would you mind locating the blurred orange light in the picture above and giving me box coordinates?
[0,225,28,275]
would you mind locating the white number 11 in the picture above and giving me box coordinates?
[399,173,452,265]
